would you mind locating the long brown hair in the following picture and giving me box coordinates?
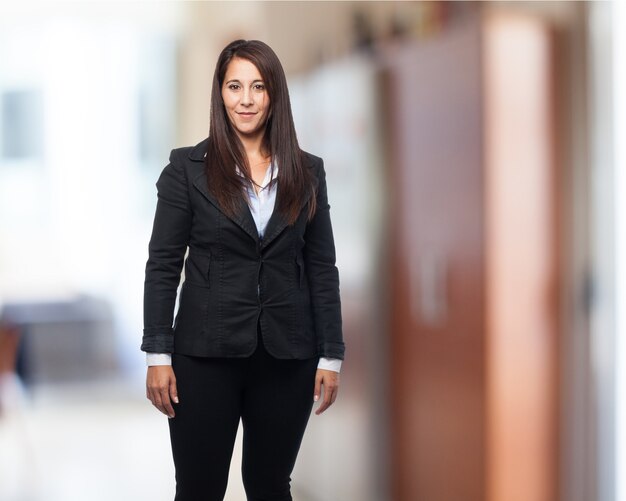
[206,39,316,224]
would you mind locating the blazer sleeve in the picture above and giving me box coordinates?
[141,149,192,353]
[303,158,345,360]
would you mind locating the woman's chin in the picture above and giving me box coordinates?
[235,126,266,140]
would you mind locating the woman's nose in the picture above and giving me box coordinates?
[241,88,253,105]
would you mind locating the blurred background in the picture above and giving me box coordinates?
[0,1,623,500]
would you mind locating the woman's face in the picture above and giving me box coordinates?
[221,57,270,141]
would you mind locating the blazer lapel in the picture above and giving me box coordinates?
[260,175,316,249]
[259,187,289,250]
[192,170,260,244]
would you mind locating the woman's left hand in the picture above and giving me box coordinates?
[313,369,340,415]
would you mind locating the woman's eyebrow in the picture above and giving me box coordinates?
[225,79,265,84]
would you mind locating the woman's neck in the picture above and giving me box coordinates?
[238,132,269,162]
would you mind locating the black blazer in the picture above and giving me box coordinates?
[141,137,345,361]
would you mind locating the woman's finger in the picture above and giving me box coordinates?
[315,386,334,415]
[313,372,322,403]
[160,386,175,418]
[170,377,179,405]
[152,392,166,416]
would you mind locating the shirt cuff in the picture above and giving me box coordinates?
[146,353,172,366]
[147,353,342,372]
[317,357,342,373]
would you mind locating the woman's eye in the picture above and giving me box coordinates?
[254,84,265,90]
[228,84,240,90]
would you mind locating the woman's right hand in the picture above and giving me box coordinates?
[146,366,179,418]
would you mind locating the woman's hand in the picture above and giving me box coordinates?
[147,366,179,418]
[313,369,339,415]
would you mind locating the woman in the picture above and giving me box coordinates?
[142,39,345,501]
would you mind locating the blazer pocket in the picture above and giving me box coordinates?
[185,250,212,289]
[295,254,304,289]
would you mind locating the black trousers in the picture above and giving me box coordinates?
[168,322,318,501]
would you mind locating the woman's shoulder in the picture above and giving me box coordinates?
[153,138,207,192]
[162,137,208,181]
[170,137,208,165]
[300,149,323,172]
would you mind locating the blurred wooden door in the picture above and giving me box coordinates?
[383,10,559,501]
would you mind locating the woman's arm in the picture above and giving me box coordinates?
[142,149,192,353]
[143,149,190,419]
[303,158,345,361]
[304,158,345,415]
